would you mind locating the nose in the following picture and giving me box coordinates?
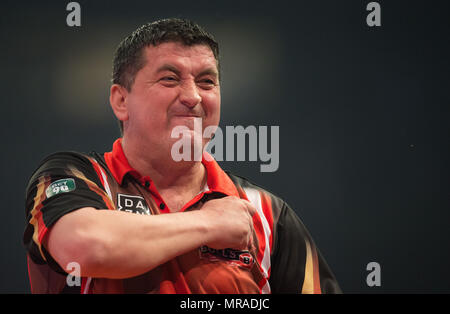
[179,80,202,108]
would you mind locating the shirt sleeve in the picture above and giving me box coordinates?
[269,202,342,294]
[23,152,111,274]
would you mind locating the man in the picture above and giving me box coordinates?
[23,18,341,294]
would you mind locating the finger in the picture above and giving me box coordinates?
[239,199,256,214]
[247,232,255,251]
[246,204,257,217]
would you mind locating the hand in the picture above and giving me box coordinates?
[199,196,256,250]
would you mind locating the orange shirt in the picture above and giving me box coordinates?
[24,138,341,294]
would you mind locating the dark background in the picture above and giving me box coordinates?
[1,0,449,293]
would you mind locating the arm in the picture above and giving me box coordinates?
[44,196,255,279]
[24,152,255,280]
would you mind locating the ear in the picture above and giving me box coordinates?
[110,84,129,123]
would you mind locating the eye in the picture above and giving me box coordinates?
[161,76,177,81]
[197,78,216,89]
[159,76,179,86]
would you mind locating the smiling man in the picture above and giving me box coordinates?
[23,18,341,294]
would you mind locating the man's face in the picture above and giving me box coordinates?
[123,42,220,154]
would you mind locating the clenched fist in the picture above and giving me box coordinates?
[199,196,256,251]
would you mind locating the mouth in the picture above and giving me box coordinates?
[170,115,203,130]
[172,114,203,120]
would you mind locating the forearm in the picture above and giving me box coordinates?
[45,207,211,279]
[94,208,211,278]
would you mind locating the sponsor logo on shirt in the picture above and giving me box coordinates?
[199,246,254,269]
[117,194,150,215]
[46,178,76,198]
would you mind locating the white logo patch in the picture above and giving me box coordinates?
[117,194,150,215]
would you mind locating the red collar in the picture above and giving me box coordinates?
[104,138,239,197]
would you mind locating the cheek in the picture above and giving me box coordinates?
[129,90,173,124]
[202,91,221,123]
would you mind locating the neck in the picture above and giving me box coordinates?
[121,136,207,193]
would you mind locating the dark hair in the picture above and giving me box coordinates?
[111,18,220,134]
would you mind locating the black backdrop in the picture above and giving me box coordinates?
[1,0,449,293]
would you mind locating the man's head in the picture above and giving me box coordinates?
[111,18,220,135]
[109,18,221,160]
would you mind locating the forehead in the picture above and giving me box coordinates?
[141,42,218,73]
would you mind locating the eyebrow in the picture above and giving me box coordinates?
[156,64,181,76]
[156,64,219,79]
[197,68,219,80]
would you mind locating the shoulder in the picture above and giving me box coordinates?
[224,171,307,238]
[225,171,287,222]
[26,151,101,191]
